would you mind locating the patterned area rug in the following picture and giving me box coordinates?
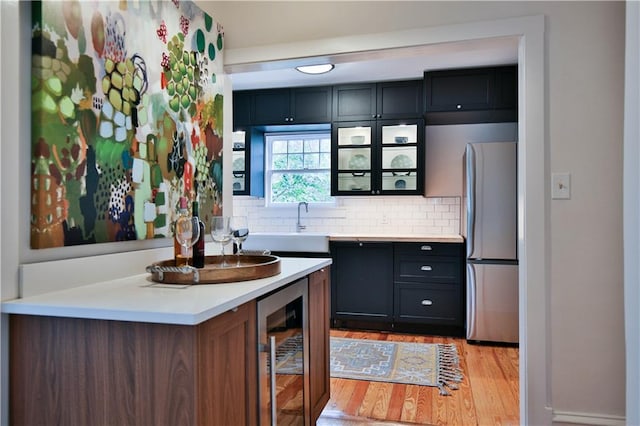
[330,337,463,395]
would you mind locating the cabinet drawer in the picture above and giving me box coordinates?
[395,256,460,283]
[394,242,462,257]
[394,284,461,324]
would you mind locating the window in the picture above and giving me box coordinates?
[265,131,332,205]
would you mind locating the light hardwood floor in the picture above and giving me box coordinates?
[318,329,519,425]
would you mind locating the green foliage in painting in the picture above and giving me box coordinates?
[30,0,225,249]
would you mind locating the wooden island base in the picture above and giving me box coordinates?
[10,301,257,426]
[8,266,331,426]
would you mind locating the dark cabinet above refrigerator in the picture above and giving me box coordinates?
[424,65,517,125]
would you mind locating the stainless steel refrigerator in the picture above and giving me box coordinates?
[464,140,519,344]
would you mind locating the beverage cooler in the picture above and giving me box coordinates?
[257,278,310,425]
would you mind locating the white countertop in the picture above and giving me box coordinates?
[2,257,331,326]
[328,234,464,243]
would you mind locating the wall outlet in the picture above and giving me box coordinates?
[551,172,571,200]
[381,214,389,224]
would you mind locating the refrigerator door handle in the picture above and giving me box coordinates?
[466,263,476,338]
[466,145,476,258]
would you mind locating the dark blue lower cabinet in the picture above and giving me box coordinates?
[331,241,465,336]
[331,241,394,324]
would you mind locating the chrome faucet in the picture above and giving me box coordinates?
[296,202,308,232]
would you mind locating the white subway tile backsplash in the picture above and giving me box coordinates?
[232,196,461,235]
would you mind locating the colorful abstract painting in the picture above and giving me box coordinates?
[30,0,224,249]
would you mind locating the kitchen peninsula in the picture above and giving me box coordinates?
[2,256,331,425]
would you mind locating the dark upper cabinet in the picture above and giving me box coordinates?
[424,68,494,112]
[292,86,333,123]
[252,89,290,125]
[494,66,518,109]
[250,86,332,125]
[333,80,423,121]
[424,65,517,124]
[232,91,252,126]
[232,127,250,195]
[377,80,424,119]
[231,127,264,197]
[332,84,376,121]
[331,118,424,196]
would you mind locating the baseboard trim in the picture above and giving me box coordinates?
[552,410,625,426]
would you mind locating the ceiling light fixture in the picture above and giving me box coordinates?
[295,64,335,75]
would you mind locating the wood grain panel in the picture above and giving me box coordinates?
[9,315,198,426]
[9,301,258,426]
[197,300,257,426]
[309,267,331,422]
[139,322,197,425]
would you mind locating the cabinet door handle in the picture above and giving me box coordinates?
[421,299,433,306]
[456,104,462,109]
[421,245,432,251]
[421,265,432,271]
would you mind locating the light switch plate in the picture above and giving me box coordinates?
[551,172,571,199]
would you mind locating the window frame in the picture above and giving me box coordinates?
[264,130,334,207]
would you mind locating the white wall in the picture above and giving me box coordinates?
[0,2,21,421]
[208,1,626,423]
[624,2,640,425]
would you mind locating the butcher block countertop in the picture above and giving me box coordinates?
[328,234,464,243]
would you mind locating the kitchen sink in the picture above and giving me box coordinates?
[242,232,330,253]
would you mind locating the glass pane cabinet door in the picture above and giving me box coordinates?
[232,130,248,194]
[336,125,373,193]
[332,119,423,196]
[380,123,419,192]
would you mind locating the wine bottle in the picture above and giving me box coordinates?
[192,200,206,268]
[174,197,190,266]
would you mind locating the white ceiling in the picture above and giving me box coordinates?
[227,36,519,91]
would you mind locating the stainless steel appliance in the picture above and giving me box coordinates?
[257,278,310,425]
[464,139,519,344]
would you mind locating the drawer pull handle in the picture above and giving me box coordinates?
[421,245,432,251]
[421,265,432,271]
[421,299,433,306]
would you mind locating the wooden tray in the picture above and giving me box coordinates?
[146,255,281,284]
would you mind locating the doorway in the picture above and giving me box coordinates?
[224,15,547,424]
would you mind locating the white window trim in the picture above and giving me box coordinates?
[264,131,335,207]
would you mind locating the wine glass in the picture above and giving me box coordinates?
[175,216,201,267]
[210,216,232,267]
[230,216,249,266]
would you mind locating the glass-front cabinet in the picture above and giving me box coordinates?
[332,119,424,195]
[232,129,249,195]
